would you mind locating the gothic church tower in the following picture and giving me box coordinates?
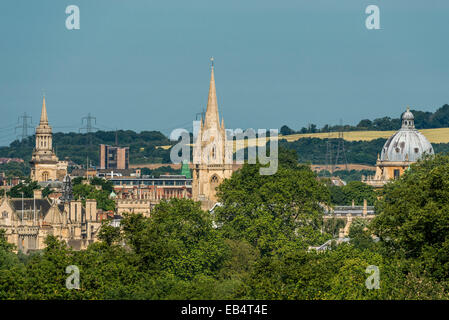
[30,96,68,182]
[192,59,233,210]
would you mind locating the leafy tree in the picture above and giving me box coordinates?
[73,183,115,211]
[329,181,377,206]
[97,222,122,246]
[121,199,228,281]
[348,218,375,250]
[280,125,296,136]
[6,179,40,198]
[371,154,449,281]
[215,159,331,256]
[323,218,346,238]
[90,177,113,193]
[42,186,53,197]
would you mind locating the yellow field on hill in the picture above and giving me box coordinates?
[155,128,449,152]
[280,128,449,143]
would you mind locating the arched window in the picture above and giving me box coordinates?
[42,171,49,181]
[210,175,219,184]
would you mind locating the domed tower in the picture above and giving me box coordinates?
[363,107,434,188]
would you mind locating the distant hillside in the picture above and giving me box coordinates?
[0,130,173,167]
[281,104,449,134]
[279,137,449,166]
[280,127,449,144]
[3,104,449,171]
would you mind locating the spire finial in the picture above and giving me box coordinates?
[203,58,219,129]
[40,94,48,124]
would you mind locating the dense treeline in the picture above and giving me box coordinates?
[318,169,376,182]
[2,104,449,174]
[2,151,449,299]
[281,104,449,134]
[280,137,386,165]
[0,162,30,178]
[280,138,449,166]
[140,166,180,177]
[0,130,173,167]
[327,181,377,206]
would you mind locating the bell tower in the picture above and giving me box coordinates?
[34,95,53,154]
[30,96,67,182]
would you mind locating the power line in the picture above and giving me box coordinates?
[79,113,99,147]
[79,113,98,133]
[15,112,34,141]
[334,119,349,172]
[325,127,333,176]
[0,124,16,132]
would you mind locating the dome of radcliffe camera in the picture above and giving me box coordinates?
[380,108,434,162]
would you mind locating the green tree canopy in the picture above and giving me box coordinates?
[329,181,377,206]
[215,157,330,256]
[371,154,449,281]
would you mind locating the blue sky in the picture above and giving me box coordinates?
[1,0,448,146]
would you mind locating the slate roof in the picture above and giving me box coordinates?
[8,198,52,220]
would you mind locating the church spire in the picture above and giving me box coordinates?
[40,95,48,125]
[204,57,220,129]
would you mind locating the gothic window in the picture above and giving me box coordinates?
[210,175,219,184]
[2,211,7,218]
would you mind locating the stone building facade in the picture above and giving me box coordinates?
[0,178,102,253]
[111,175,192,216]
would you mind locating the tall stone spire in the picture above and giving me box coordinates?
[192,58,233,211]
[203,57,220,129]
[40,95,48,125]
